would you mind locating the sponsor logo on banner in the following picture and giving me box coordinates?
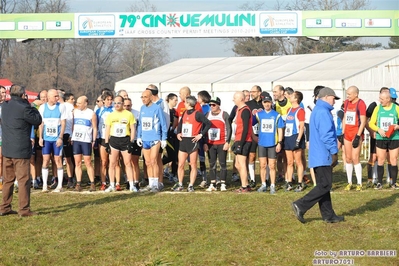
[259,12,299,35]
[78,14,115,36]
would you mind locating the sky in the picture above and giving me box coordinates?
[67,0,399,60]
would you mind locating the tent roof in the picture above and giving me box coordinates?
[115,49,399,94]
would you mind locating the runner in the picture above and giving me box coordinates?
[71,96,97,192]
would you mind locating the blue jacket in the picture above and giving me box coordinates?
[309,99,339,168]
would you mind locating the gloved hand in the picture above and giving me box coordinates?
[161,140,167,149]
[105,143,111,154]
[137,138,143,147]
[293,140,301,150]
[352,135,360,148]
[127,142,135,154]
[337,135,344,144]
[331,153,338,168]
[233,141,243,155]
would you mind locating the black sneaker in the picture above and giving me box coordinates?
[375,183,383,190]
[249,180,256,188]
[285,183,293,191]
[50,179,58,189]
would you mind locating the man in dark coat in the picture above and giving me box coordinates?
[0,84,42,217]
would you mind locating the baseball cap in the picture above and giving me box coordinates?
[146,86,158,95]
[317,87,340,100]
[262,95,273,102]
[260,91,271,101]
[209,97,221,106]
[389,88,397,99]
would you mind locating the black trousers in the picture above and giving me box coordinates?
[294,166,336,220]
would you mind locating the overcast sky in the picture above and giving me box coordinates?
[68,0,399,60]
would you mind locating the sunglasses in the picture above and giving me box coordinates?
[114,102,123,105]
[209,104,217,107]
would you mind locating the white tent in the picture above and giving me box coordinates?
[115,49,399,114]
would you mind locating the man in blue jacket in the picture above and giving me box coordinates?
[291,87,344,223]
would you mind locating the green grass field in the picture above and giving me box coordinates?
[0,161,398,266]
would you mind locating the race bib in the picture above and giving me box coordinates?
[208,128,221,141]
[285,123,293,137]
[261,119,274,133]
[252,124,259,135]
[182,123,193,137]
[346,111,356,125]
[73,125,85,141]
[380,117,394,131]
[46,119,58,137]
[113,123,126,137]
[142,117,152,131]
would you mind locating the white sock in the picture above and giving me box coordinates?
[129,181,134,188]
[248,163,255,181]
[57,168,64,188]
[148,177,153,188]
[345,163,353,184]
[262,182,266,187]
[153,177,159,188]
[42,168,49,189]
[372,163,377,180]
[110,182,115,188]
[354,163,362,185]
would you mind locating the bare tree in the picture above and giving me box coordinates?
[0,0,17,77]
[115,0,170,78]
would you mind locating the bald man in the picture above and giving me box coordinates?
[72,96,97,191]
[176,86,202,119]
[342,86,366,191]
[38,89,67,192]
[232,92,253,192]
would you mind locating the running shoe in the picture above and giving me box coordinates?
[105,186,116,193]
[356,184,363,191]
[231,173,240,182]
[115,184,122,191]
[257,184,267,193]
[285,183,293,192]
[52,187,63,193]
[344,183,352,191]
[375,183,383,190]
[172,183,183,192]
[100,183,107,191]
[249,180,256,188]
[294,184,304,192]
[366,180,375,189]
[220,183,227,192]
[199,180,207,188]
[187,186,195,192]
[33,180,40,190]
[89,183,96,192]
[270,185,276,195]
[74,184,83,192]
[391,183,399,190]
[129,185,139,193]
[206,184,216,192]
[236,186,251,193]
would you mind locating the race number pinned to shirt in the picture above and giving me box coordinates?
[261,119,274,133]
[252,123,259,135]
[208,128,221,141]
[142,117,153,131]
[113,123,126,137]
[380,117,394,131]
[285,123,293,137]
[46,118,58,137]
[73,125,85,141]
[182,123,193,137]
[346,111,356,125]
